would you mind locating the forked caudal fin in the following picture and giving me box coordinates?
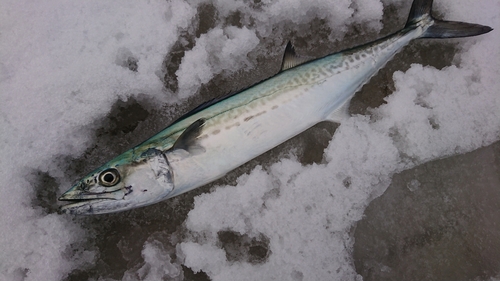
[406,0,492,38]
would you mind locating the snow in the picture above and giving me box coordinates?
[0,0,498,280]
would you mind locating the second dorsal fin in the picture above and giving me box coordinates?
[172,118,206,154]
[280,41,311,71]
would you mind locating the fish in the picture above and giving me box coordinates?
[59,0,492,214]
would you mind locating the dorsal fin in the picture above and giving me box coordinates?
[280,41,311,71]
[172,118,206,154]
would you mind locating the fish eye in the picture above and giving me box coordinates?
[98,168,120,187]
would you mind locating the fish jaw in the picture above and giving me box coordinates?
[59,151,175,214]
[60,198,129,215]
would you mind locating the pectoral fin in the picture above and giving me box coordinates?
[172,118,206,154]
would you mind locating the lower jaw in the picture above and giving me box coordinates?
[59,199,111,215]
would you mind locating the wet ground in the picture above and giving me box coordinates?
[354,141,500,281]
[52,43,499,280]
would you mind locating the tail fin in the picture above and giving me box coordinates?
[405,0,492,38]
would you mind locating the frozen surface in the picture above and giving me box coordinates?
[0,0,499,280]
[354,142,500,281]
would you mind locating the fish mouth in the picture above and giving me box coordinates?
[58,189,126,215]
[59,198,113,215]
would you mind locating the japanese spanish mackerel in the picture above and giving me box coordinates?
[59,0,492,214]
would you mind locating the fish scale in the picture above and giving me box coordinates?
[166,31,419,194]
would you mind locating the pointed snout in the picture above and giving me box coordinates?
[58,183,84,201]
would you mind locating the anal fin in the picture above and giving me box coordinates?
[325,101,351,123]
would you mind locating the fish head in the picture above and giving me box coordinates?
[59,149,174,215]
